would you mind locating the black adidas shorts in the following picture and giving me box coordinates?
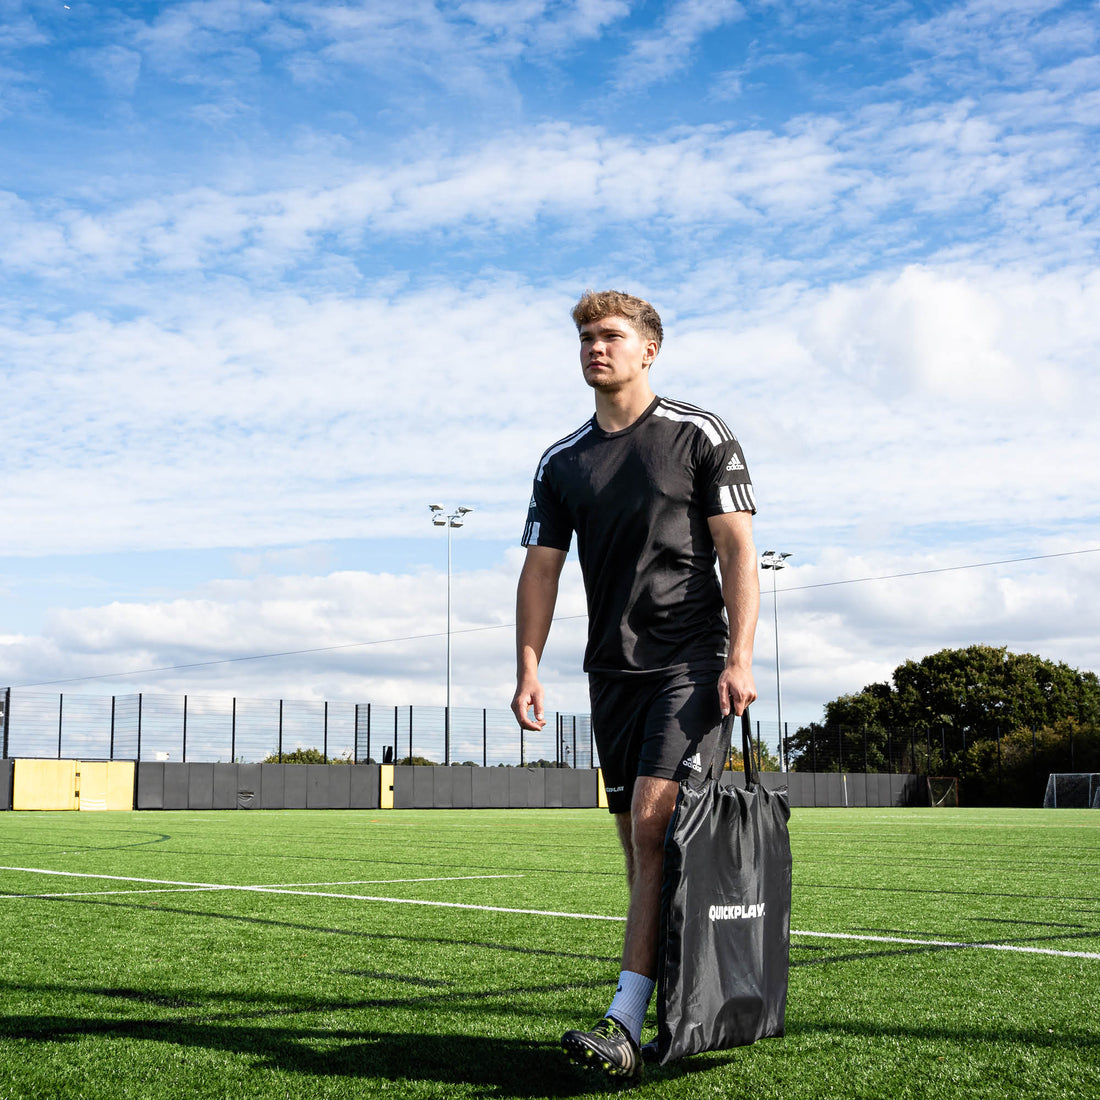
[589,666,725,815]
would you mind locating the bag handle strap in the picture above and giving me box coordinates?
[709,706,757,787]
[740,709,758,788]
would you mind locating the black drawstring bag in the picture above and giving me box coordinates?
[655,709,792,1064]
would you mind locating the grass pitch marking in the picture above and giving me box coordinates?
[3,865,1098,959]
[0,865,624,921]
[0,866,523,899]
[792,928,1100,961]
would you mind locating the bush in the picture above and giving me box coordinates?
[261,748,352,764]
[966,719,1100,806]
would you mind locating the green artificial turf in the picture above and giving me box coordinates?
[0,807,1097,1099]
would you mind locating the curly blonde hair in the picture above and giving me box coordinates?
[571,290,663,352]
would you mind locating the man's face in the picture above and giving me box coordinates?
[578,315,657,392]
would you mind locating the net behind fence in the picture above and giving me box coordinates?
[0,688,594,769]
[1042,773,1100,808]
[928,776,959,807]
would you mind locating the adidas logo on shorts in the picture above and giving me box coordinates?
[681,753,703,772]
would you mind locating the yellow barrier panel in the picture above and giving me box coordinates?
[597,768,608,809]
[12,759,135,811]
[13,759,78,811]
[77,761,135,811]
[379,764,395,809]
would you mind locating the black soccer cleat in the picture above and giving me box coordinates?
[561,1015,642,1082]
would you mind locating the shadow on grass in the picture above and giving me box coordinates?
[0,1005,726,1097]
[19,892,621,966]
[0,974,611,1024]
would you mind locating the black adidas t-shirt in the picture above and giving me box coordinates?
[521,396,755,675]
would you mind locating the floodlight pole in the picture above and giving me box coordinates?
[760,551,792,771]
[429,504,473,766]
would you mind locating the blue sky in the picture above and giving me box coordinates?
[2,0,1099,744]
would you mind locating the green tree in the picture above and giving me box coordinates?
[263,747,324,764]
[964,718,1100,806]
[731,740,782,773]
[789,645,1100,804]
[262,748,353,764]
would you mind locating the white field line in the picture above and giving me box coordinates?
[0,867,523,901]
[793,929,1100,960]
[2,866,1098,959]
[7,887,240,899]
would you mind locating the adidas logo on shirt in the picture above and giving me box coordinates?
[725,453,745,472]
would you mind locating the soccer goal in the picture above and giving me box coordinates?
[927,776,959,807]
[1042,773,1100,809]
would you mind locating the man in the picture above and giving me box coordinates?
[510,289,759,1082]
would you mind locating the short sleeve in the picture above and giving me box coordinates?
[521,461,574,550]
[697,429,756,516]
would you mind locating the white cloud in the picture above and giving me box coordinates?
[0,4,48,51]
[3,260,1097,564]
[796,264,1079,406]
[905,0,1080,75]
[0,123,852,279]
[616,0,745,90]
[4,254,1099,737]
[75,44,143,97]
[3,550,592,714]
[761,543,1100,733]
[6,541,1100,750]
[2,64,1094,286]
[131,0,276,71]
[2,0,1098,739]
[123,0,631,101]
[455,0,632,50]
[660,262,1100,555]
[0,279,587,554]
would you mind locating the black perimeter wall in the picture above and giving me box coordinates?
[0,761,924,810]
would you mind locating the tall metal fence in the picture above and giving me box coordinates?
[782,722,1095,775]
[783,720,1099,805]
[784,724,937,775]
[0,688,593,769]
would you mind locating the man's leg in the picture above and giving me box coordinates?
[561,778,678,1079]
[608,777,678,1026]
[564,671,718,1078]
[617,775,679,977]
[599,777,679,1046]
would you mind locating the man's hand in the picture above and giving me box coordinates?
[718,661,757,718]
[512,545,566,731]
[511,676,548,731]
[708,510,760,719]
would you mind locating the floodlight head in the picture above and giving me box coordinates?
[433,515,447,526]
[429,503,443,512]
[450,518,464,528]
[457,506,473,514]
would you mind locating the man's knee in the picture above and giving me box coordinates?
[630,777,678,854]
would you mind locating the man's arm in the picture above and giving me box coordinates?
[708,510,760,717]
[510,545,568,731]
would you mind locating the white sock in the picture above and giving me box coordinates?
[606,970,655,1045]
